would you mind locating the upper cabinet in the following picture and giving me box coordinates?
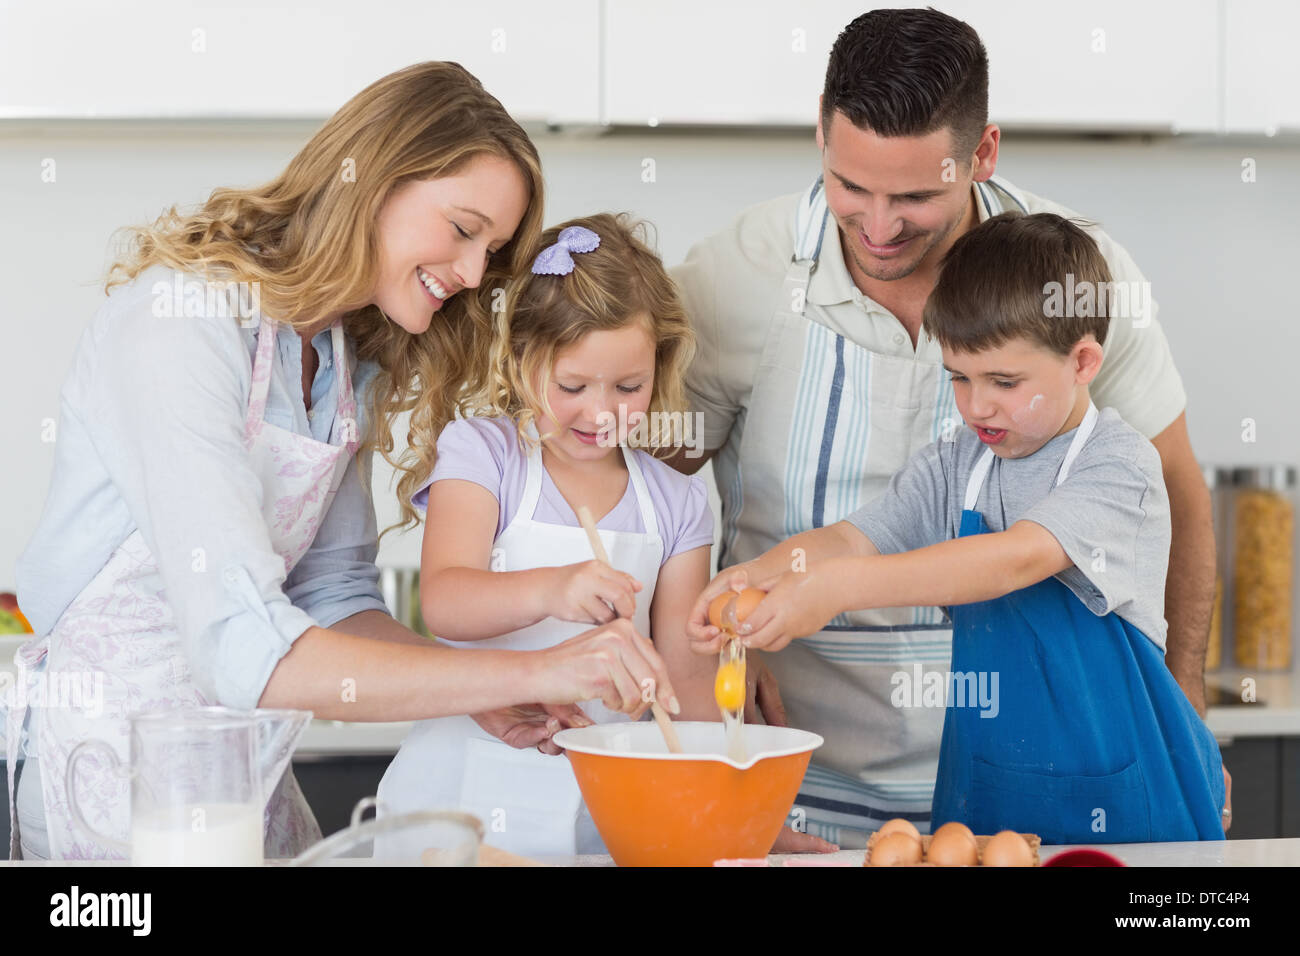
[3,0,1286,136]
[1224,0,1300,134]
[602,0,1220,132]
[0,0,601,124]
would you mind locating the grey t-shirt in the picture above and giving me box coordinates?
[844,406,1170,651]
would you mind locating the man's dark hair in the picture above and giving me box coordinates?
[822,7,989,158]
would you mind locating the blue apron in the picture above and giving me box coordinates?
[931,404,1225,844]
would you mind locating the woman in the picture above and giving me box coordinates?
[4,62,678,861]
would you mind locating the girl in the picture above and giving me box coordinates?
[5,64,677,861]
[377,214,723,858]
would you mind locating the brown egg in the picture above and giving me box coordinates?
[926,828,978,866]
[707,588,766,631]
[869,832,923,866]
[875,817,922,843]
[981,830,1035,867]
[931,821,977,848]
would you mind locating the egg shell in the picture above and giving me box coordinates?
[931,821,978,848]
[707,588,767,629]
[926,829,978,866]
[868,832,924,866]
[981,830,1035,867]
[875,818,922,843]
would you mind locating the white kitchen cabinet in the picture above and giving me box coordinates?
[602,0,1220,132]
[1223,0,1300,134]
[0,0,600,123]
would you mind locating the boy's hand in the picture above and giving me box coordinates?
[546,560,643,624]
[686,561,780,654]
[734,566,843,652]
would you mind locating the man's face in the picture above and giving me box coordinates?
[818,111,978,283]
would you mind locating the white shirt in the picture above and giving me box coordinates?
[15,265,390,711]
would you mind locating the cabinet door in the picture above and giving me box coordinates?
[1224,0,1300,133]
[602,0,1219,131]
[602,0,850,126]
[0,0,600,123]
[942,0,1219,132]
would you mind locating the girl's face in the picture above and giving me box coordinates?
[535,317,657,468]
[944,335,1101,459]
[372,153,530,334]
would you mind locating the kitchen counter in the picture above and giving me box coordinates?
[1,838,1297,866]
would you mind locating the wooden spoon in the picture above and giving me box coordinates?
[575,505,683,754]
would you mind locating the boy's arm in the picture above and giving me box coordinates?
[739,521,1072,651]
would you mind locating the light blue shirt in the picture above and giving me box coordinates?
[15,265,391,713]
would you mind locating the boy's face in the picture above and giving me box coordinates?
[943,336,1102,459]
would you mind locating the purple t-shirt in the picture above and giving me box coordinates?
[412,416,714,565]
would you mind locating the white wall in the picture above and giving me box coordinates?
[2,122,1298,586]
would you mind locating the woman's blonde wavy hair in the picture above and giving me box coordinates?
[484,213,696,458]
[105,61,545,536]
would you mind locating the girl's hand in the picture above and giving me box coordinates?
[536,618,680,716]
[733,567,842,652]
[685,562,774,654]
[546,560,643,624]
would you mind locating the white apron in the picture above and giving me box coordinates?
[711,175,1030,845]
[5,313,357,860]
[376,423,664,859]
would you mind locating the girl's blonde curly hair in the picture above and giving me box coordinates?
[482,213,696,457]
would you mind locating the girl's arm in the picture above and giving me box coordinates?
[740,520,1074,651]
[419,479,642,641]
[649,546,720,721]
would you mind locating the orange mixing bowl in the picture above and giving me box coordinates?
[554,721,823,867]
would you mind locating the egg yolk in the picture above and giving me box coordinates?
[714,661,746,712]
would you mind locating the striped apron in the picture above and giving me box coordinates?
[712,174,1028,846]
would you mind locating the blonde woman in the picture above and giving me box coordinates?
[4,62,678,862]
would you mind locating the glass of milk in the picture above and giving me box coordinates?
[66,706,311,866]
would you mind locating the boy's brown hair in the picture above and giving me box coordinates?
[923,212,1112,356]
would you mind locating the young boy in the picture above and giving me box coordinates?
[688,212,1226,844]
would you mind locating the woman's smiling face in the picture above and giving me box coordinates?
[372,153,529,334]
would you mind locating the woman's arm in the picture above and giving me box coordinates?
[649,546,721,721]
[258,616,681,721]
[739,520,1073,651]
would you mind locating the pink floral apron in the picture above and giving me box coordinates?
[6,314,358,860]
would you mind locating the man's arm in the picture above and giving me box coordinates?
[1148,412,1214,716]
[662,444,717,476]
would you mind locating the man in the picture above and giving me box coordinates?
[668,7,1226,847]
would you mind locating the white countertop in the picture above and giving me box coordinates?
[555,838,1300,867]
[4,635,1300,753]
[3,838,1296,866]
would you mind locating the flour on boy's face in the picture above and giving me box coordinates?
[942,337,1083,460]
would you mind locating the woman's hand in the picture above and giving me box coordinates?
[733,565,844,652]
[470,703,594,755]
[544,560,643,625]
[535,618,679,716]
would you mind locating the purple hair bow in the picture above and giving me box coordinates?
[531,225,601,276]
